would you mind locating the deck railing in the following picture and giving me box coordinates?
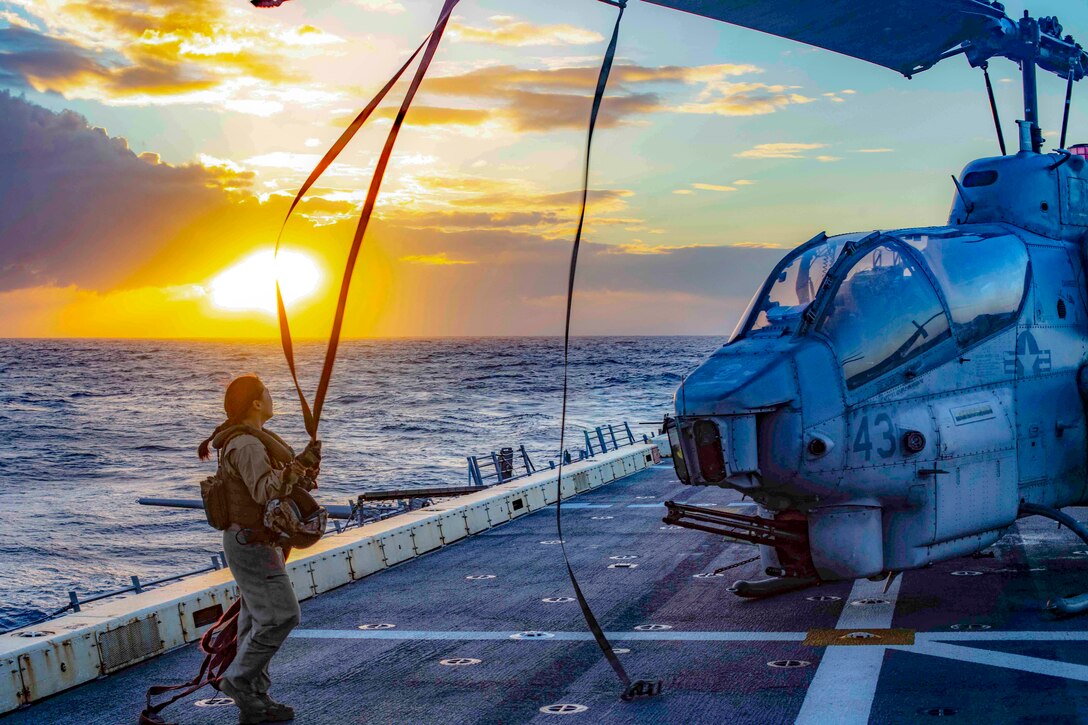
[583,421,638,457]
[467,445,536,487]
[3,556,228,635]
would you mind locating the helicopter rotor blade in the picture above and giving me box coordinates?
[637,0,1005,77]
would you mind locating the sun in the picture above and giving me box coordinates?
[209,249,322,314]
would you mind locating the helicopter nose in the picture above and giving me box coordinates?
[672,348,800,488]
[676,351,796,416]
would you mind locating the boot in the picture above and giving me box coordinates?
[218,677,269,725]
[256,692,295,722]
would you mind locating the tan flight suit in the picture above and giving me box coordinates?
[219,433,300,698]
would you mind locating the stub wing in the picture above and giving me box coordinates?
[638,0,1005,77]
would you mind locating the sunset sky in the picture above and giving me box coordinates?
[1,0,1086,338]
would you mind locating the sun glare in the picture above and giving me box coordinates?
[209,249,321,313]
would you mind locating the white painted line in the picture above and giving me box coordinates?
[920,631,1088,642]
[891,641,1088,682]
[291,629,808,642]
[290,627,1088,644]
[795,576,902,725]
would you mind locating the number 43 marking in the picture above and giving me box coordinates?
[853,413,896,461]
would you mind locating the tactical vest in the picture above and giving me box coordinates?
[212,426,296,530]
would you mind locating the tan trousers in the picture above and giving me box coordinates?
[222,530,300,695]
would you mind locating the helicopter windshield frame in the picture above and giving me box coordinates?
[799,230,1030,392]
[804,235,954,389]
[732,231,863,341]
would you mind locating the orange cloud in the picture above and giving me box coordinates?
[399,253,475,265]
[0,1,344,112]
[449,15,604,47]
[408,62,809,131]
[735,142,829,159]
[0,92,800,338]
[675,82,815,116]
[375,105,493,127]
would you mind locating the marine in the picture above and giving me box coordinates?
[197,374,323,724]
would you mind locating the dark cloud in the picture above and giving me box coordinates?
[0,26,217,98]
[0,3,330,110]
[0,91,250,291]
[368,225,786,334]
[0,27,106,91]
[405,62,804,132]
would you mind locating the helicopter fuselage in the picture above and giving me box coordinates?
[671,149,1088,582]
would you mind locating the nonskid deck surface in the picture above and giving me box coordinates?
[8,464,1088,724]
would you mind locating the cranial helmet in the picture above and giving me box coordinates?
[264,488,327,549]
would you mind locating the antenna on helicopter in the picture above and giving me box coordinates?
[950,174,975,215]
[981,62,1007,156]
[1061,64,1076,150]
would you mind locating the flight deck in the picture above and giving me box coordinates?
[6,462,1088,724]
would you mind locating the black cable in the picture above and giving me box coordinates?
[982,63,1007,156]
[1061,65,1075,150]
[552,0,660,702]
[713,555,761,576]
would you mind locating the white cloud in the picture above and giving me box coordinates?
[352,0,406,14]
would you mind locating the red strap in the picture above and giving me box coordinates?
[139,598,241,724]
[273,0,460,442]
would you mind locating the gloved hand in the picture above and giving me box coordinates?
[296,439,321,469]
[297,472,318,492]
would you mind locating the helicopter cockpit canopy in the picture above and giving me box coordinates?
[816,243,952,389]
[739,232,855,337]
[737,227,1030,390]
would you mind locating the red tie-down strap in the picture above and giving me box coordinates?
[138,598,241,725]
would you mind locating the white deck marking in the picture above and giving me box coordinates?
[891,642,1088,682]
[795,576,902,725]
[919,631,1088,642]
[291,630,808,641]
[291,627,1088,644]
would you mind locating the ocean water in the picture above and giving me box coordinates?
[0,336,720,630]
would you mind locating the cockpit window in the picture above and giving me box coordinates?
[899,231,1028,349]
[817,243,951,389]
[750,236,849,332]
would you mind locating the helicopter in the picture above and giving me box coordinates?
[660,1,1088,615]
